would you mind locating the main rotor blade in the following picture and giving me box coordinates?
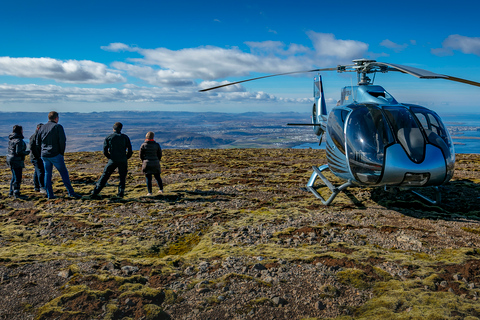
[374,62,480,87]
[199,67,337,92]
[443,75,480,88]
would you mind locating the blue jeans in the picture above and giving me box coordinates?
[42,154,75,198]
[9,166,23,196]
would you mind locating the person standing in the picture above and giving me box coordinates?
[35,111,80,199]
[29,123,46,193]
[91,122,132,198]
[6,125,30,199]
[140,131,163,196]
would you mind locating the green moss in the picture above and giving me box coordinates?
[119,282,144,292]
[462,227,480,235]
[422,274,442,290]
[337,268,372,290]
[163,289,184,305]
[143,304,170,320]
[119,286,165,303]
[155,232,202,258]
[36,288,113,320]
[355,285,480,319]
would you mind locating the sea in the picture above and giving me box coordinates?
[293,113,480,154]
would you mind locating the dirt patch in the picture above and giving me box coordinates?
[5,209,42,225]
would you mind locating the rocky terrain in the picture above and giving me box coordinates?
[0,149,480,320]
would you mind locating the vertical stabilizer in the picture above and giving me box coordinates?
[315,75,327,116]
[312,75,327,137]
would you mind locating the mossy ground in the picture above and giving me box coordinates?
[0,150,480,319]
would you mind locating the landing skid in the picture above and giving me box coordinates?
[386,186,442,205]
[306,165,353,205]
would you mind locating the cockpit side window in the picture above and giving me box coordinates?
[345,106,392,184]
[327,109,349,154]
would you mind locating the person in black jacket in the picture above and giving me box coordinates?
[35,111,80,199]
[140,131,163,196]
[7,125,30,199]
[29,123,45,193]
[91,122,133,198]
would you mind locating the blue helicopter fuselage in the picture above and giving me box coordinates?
[320,85,455,188]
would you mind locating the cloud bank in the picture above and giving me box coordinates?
[0,57,125,84]
[0,32,370,107]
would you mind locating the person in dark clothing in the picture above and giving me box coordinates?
[140,131,163,196]
[35,111,80,199]
[29,123,46,193]
[7,125,30,199]
[91,122,133,198]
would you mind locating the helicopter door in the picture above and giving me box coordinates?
[345,106,393,184]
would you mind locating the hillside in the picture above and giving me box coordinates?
[0,149,480,320]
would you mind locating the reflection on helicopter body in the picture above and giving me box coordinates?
[324,85,455,189]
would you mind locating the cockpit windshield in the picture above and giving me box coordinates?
[410,107,455,171]
[383,107,426,163]
[346,106,393,184]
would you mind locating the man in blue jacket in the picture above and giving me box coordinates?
[35,111,80,199]
[91,122,133,198]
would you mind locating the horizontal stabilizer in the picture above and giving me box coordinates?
[287,123,323,126]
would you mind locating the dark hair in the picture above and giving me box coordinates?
[12,125,23,134]
[113,122,123,132]
[146,131,154,140]
[36,123,44,130]
[48,111,59,121]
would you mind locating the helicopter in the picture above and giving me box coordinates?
[200,59,480,205]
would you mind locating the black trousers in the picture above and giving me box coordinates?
[93,160,128,196]
[32,159,45,190]
[145,173,163,193]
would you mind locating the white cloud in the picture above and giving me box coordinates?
[112,62,196,87]
[101,43,138,52]
[432,34,480,56]
[306,32,369,61]
[108,32,367,89]
[245,41,309,56]
[0,57,125,83]
[380,39,408,52]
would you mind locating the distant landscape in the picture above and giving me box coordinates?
[0,111,318,155]
[2,111,480,156]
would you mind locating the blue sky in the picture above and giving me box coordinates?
[1,0,480,114]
